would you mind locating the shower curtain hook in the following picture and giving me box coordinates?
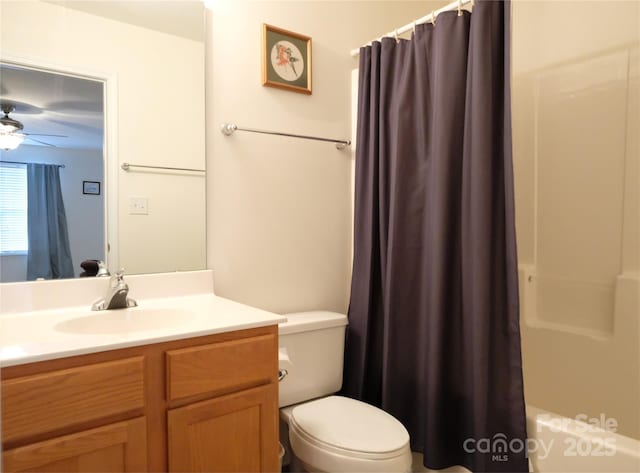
[394,28,399,42]
[412,21,417,34]
[458,0,463,16]
[431,10,436,26]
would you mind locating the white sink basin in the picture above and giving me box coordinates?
[54,308,195,335]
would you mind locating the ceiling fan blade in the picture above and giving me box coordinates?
[24,136,57,147]
[47,118,100,134]
[23,132,69,138]
[45,100,103,114]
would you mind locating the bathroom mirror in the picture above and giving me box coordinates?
[0,0,206,282]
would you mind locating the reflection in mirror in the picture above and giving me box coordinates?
[0,65,105,282]
[0,0,206,282]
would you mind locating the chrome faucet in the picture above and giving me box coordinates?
[91,269,138,311]
[96,261,110,277]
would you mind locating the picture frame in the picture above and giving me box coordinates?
[83,180,101,195]
[262,24,312,95]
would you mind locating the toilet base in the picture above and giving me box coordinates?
[285,452,320,473]
[281,419,314,472]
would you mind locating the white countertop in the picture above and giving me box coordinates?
[0,293,287,367]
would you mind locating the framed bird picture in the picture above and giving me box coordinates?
[262,24,312,95]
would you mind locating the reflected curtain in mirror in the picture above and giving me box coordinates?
[26,163,74,280]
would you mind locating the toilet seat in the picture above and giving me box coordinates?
[287,396,412,472]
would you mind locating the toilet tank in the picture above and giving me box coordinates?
[278,311,348,408]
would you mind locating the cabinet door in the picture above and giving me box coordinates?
[2,417,147,473]
[168,384,278,472]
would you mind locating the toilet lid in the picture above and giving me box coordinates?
[290,396,409,455]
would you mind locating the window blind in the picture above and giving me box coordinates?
[0,163,28,254]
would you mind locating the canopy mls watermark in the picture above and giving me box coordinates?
[463,413,619,462]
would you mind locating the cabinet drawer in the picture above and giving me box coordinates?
[2,357,144,444]
[166,333,277,401]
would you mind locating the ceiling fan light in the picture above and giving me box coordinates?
[0,122,19,133]
[0,132,25,151]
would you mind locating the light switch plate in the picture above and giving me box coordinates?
[129,196,148,215]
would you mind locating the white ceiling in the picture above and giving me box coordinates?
[44,0,205,42]
[0,64,104,150]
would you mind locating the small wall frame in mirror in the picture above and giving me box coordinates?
[83,181,101,195]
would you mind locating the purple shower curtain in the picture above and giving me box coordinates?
[342,1,528,472]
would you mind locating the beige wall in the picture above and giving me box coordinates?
[1,1,206,276]
[512,0,640,438]
[206,1,440,314]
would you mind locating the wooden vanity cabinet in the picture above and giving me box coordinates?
[1,325,280,473]
[164,333,279,472]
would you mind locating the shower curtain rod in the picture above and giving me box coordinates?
[350,0,473,57]
[0,160,65,168]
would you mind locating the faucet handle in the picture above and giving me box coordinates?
[111,268,126,286]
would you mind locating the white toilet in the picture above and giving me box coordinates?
[278,311,412,472]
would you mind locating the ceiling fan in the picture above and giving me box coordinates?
[0,103,68,151]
